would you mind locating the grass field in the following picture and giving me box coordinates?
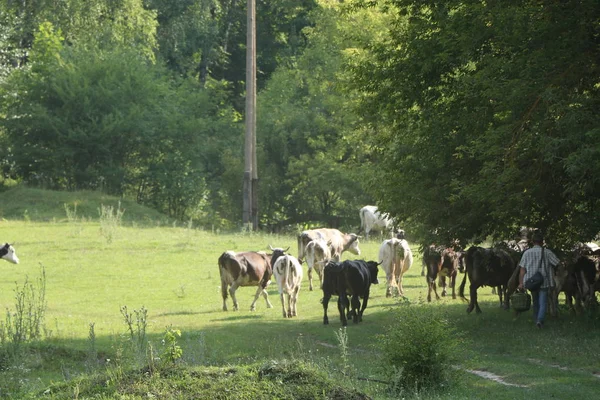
[1,201,600,398]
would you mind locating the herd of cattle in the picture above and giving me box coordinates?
[218,207,600,326]
[4,205,598,327]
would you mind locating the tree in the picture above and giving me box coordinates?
[349,0,600,248]
[258,2,379,230]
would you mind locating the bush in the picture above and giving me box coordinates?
[378,305,460,395]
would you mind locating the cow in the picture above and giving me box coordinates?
[272,254,303,318]
[548,244,600,316]
[422,245,460,302]
[359,205,394,240]
[297,228,360,263]
[378,237,413,297]
[322,259,380,326]
[218,250,273,311]
[304,238,331,291]
[1,243,19,264]
[459,246,517,313]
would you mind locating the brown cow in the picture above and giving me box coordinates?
[423,245,459,302]
[219,250,273,311]
[297,228,360,263]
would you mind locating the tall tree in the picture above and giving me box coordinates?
[258,2,380,230]
[349,0,600,248]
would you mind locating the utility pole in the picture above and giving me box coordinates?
[243,0,257,231]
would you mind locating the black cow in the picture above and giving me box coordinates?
[422,245,460,301]
[459,246,517,313]
[322,260,379,326]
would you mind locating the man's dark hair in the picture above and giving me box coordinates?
[532,230,544,243]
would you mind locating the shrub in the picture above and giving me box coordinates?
[378,305,460,395]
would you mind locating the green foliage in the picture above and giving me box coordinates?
[349,0,600,248]
[99,202,125,244]
[258,3,376,229]
[0,264,47,349]
[160,326,183,365]
[1,36,241,223]
[29,22,64,71]
[120,305,148,352]
[0,187,171,224]
[378,306,459,395]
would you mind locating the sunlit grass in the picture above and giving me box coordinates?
[1,219,599,399]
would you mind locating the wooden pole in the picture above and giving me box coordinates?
[243,0,257,231]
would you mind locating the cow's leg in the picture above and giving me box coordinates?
[291,287,300,317]
[263,288,273,309]
[386,272,394,297]
[358,292,370,322]
[323,294,331,324]
[308,267,314,291]
[469,283,481,313]
[279,292,287,318]
[394,264,403,296]
[338,295,348,326]
[351,295,361,323]
[450,274,456,299]
[221,283,229,311]
[317,266,324,290]
[421,263,426,276]
[229,283,240,311]
[440,276,447,297]
[287,292,294,318]
[427,280,433,302]
[398,272,405,296]
[250,284,272,311]
[501,286,510,310]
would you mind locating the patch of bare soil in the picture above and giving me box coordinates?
[463,369,529,387]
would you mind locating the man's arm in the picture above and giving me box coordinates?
[518,266,526,289]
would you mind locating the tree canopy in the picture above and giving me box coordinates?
[349,0,600,248]
[1,0,599,244]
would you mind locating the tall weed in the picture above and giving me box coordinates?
[379,305,460,395]
[0,264,47,348]
[98,202,124,243]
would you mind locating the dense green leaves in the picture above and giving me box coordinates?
[350,0,600,248]
[1,0,599,239]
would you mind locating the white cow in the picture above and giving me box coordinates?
[1,243,19,264]
[378,237,413,297]
[305,238,332,291]
[359,205,394,240]
[297,228,360,263]
[272,254,303,318]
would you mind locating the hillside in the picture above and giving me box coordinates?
[0,187,172,225]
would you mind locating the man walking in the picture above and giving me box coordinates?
[518,231,560,328]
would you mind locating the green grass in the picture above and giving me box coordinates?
[0,186,173,225]
[0,191,599,398]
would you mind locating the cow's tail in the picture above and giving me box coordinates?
[359,208,366,233]
[279,257,294,292]
[458,248,473,302]
[218,251,235,300]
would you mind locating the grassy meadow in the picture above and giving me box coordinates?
[1,189,600,399]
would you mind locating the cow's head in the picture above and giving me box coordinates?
[365,260,380,284]
[346,234,361,256]
[268,245,289,267]
[1,243,19,264]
